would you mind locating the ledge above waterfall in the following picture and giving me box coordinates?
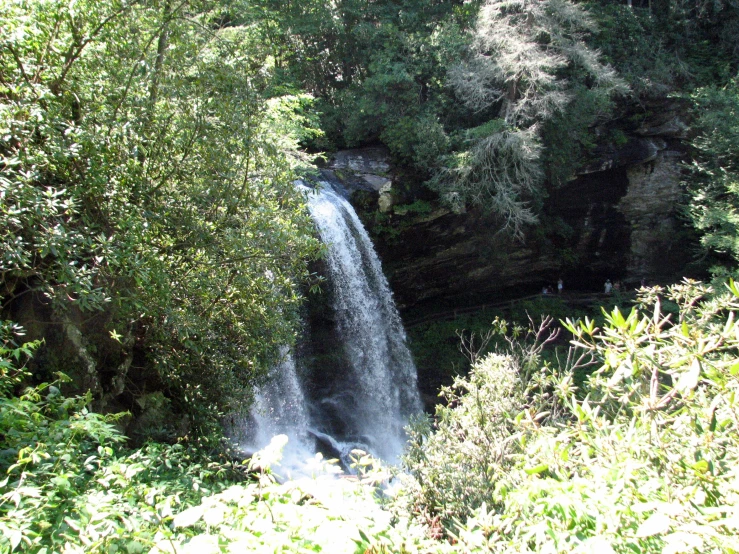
[329,147,391,177]
[327,147,394,194]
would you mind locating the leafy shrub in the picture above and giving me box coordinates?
[0,327,435,553]
[403,280,739,552]
[393,200,434,217]
[0,0,323,425]
[403,353,527,527]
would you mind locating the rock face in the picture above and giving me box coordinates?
[620,149,686,281]
[331,147,392,175]
[329,147,392,192]
[327,110,696,316]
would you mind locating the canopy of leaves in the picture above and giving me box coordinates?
[0,0,323,425]
[686,76,739,279]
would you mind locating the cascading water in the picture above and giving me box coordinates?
[302,178,422,463]
[239,176,421,467]
[237,347,316,471]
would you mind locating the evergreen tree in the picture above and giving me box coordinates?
[687,76,739,277]
[432,0,626,238]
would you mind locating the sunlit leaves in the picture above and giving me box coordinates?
[1,0,323,422]
[404,280,739,552]
[0,347,432,553]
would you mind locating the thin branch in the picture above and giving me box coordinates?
[198,270,237,318]
[51,0,145,94]
[148,114,203,195]
[109,26,163,127]
[6,45,40,101]
[34,14,64,83]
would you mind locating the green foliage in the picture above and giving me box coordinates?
[432,0,626,238]
[409,312,502,379]
[0,0,323,423]
[586,0,739,92]
[404,354,527,527]
[408,296,583,383]
[403,280,739,552]
[0,330,439,553]
[332,19,467,173]
[403,319,562,528]
[0,322,40,396]
[686,75,739,278]
[586,4,683,96]
[392,200,433,217]
[541,85,615,187]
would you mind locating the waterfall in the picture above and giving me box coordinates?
[303,179,422,463]
[239,348,315,470]
[239,177,421,467]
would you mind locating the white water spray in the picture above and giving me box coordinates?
[240,178,421,467]
[239,348,315,473]
[303,180,421,463]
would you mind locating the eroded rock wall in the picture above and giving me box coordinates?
[620,149,686,281]
[327,110,696,315]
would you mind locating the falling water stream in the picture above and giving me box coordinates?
[242,347,314,470]
[239,176,421,469]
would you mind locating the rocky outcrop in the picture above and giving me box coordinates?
[619,149,685,281]
[327,107,696,316]
[365,166,635,312]
[331,147,392,176]
[329,147,393,193]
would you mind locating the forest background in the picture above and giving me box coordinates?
[2,0,739,552]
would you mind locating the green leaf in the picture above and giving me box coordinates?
[610,307,626,329]
[358,529,370,543]
[524,464,548,475]
[9,530,22,551]
[727,278,739,298]
[692,459,709,473]
[126,541,145,554]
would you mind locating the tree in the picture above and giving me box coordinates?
[432,0,626,238]
[0,0,322,430]
[686,76,739,278]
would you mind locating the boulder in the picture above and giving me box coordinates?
[378,182,395,213]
